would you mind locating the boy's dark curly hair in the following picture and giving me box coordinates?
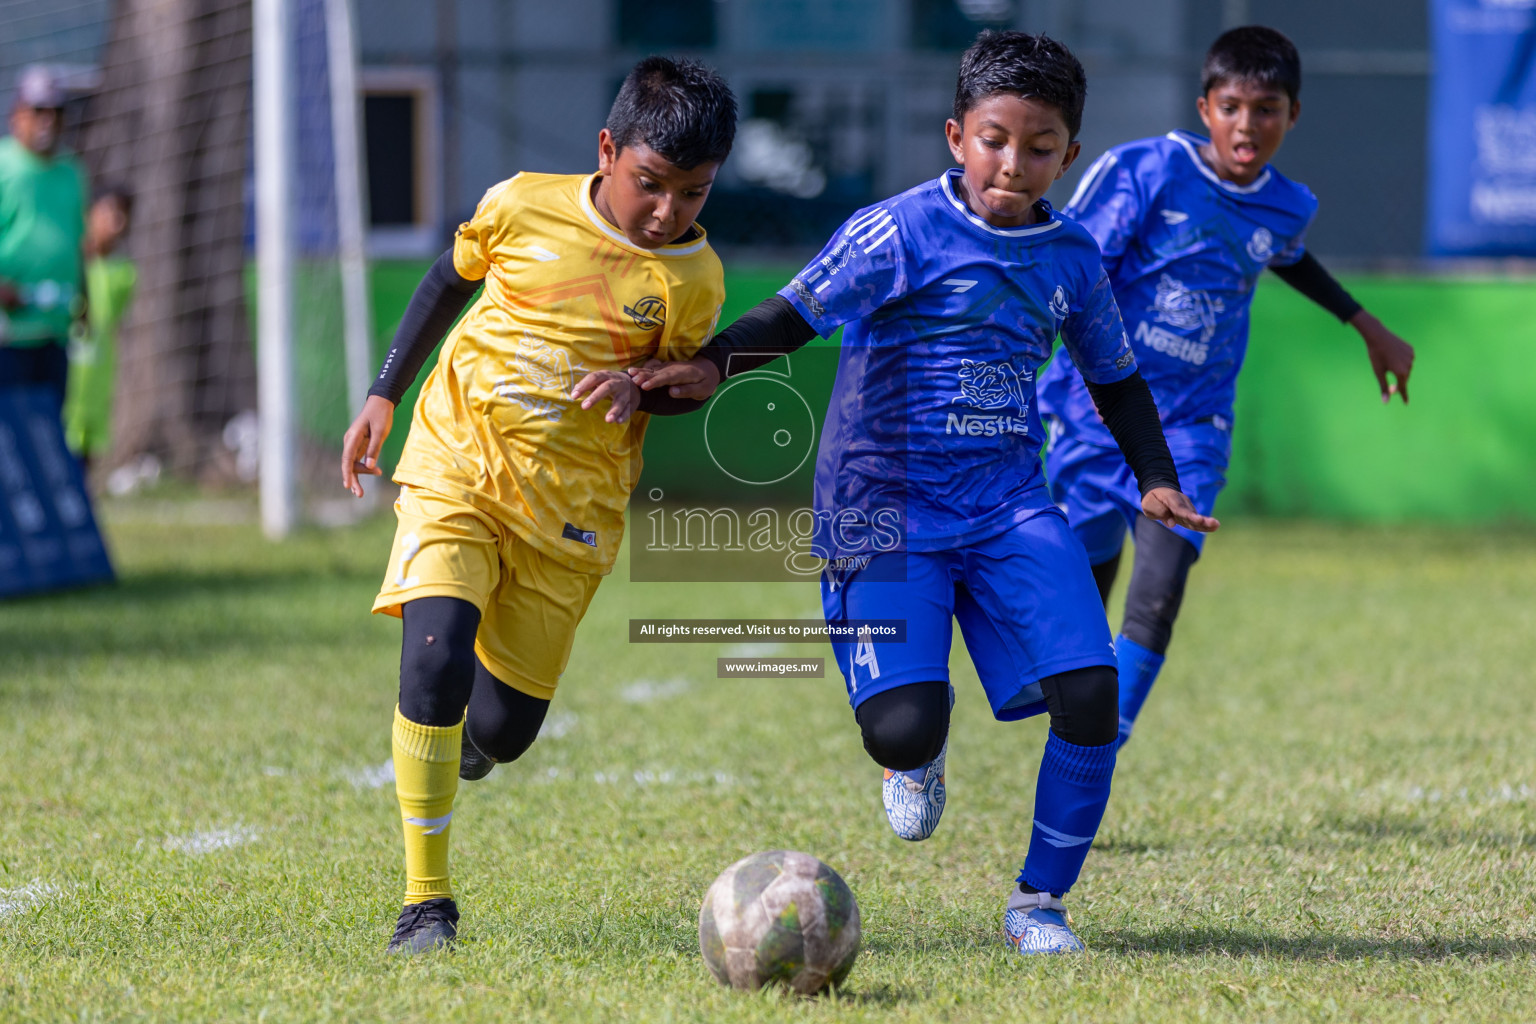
[606,56,737,169]
[1202,26,1302,102]
[954,31,1087,140]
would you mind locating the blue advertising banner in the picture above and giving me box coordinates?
[1428,0,1536,255]
[0,388,113,599]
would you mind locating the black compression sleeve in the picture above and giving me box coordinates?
[368,250,481,405]
[1083,372,1181,495]
[698,295,818,379]
[1269,251,1363,324]
[636,387,706,415]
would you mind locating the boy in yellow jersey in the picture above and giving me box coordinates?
[338,57,736,954]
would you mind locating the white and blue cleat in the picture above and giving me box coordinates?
[881,738,947,841]
[1004,888,1086,955]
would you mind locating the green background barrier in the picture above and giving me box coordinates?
[1224,277,1536,523]
[348,264,1536,523]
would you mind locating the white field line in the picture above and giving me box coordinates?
[163,824,261,855]
[343,760,396,790]
[1399,782,1533,804]
[0,880,62,918]
[544,767,735,787]
[542,712,578,739]
[723,643,787,658]
[620,678,691,704]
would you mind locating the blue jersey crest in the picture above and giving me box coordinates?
[1038,130,1318,443]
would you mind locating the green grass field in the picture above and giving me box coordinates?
[3,504,1535,1022]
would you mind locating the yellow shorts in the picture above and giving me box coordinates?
[372,485,603,700]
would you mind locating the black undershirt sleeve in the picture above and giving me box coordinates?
[367,249,482,405]
[636,387,707,415]
[1083,372,1182,496]
[641,296,815,413]
[698,295,818,379]
[696,302,1182,496]
[1268,251,1363,324]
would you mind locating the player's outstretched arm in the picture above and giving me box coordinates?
[1349,309,1414,405]
[627,355,720,402]
[342,396,394,497]
[1269,252,1413,404]
[630,294,818,401]
[1084,372,1219,535]
[571,370,642,424]
[1141,487,1220,533]
[338,249,481,496]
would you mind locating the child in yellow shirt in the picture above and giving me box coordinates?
[64,186,136,472]
[338,57,735,954]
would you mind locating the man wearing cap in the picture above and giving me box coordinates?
[0,66,87,414]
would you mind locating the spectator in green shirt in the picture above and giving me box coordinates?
[0,66,87,416]
[65,185,136,472]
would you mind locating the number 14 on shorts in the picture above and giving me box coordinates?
[854,627,881,680]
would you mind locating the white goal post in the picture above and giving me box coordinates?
[256,0,373,539]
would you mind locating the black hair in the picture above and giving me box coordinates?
[953,31,1087,140]
[92,181,134,218]
[605,56,737,170]
[1202,26,1302,102]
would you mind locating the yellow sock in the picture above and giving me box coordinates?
[392,706,462,905]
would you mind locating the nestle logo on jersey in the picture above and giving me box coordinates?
[1133,320,1208,365]
[946,358,1031,437]
[945,413,1029,437]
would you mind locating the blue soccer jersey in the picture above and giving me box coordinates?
[779,168,1138,560]
[1037,130,1318,445]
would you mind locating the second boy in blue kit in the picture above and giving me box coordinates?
[635,31,1215,954]
[1038,27,1415,747]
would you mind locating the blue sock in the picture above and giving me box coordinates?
[1017,732,1116,896]
[1115,634,1165,747]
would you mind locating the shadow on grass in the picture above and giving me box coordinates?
[1270,811,1536,852]
[1103,926,1536,961]
[1087,836,1158,855]
[1095,811,1536,858]
[4,561,376,611]
[116,563,375,601]
[825,983,920,1006]
[1338,814,1535,848]
[0,564,386,664]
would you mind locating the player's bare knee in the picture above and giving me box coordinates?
[1039,666,1119,747]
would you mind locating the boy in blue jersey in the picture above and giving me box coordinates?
[1037,26,1415,748]
[633,32,1216,955]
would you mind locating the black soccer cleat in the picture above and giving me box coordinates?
[459,729,496,782]
[386,897,459,955]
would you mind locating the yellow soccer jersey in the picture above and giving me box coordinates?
[393,171,725,573]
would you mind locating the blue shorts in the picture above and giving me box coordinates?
[820,508,1116,722]
[1045,421,1229,564]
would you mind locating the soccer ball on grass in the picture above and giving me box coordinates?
[698,849,861,995]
